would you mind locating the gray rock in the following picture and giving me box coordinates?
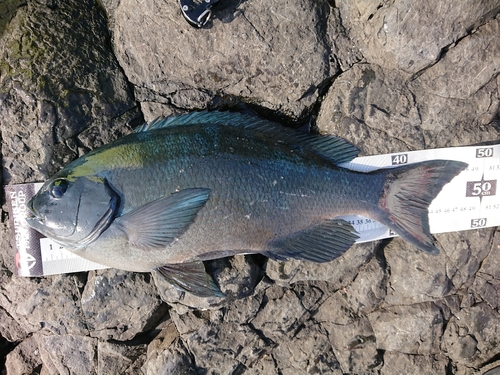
[410,18,500,100]
[327,8,364,71]
[177,312,270,374]
[471,231,500,310]
[0,305,28,343]
[98,340,147,375]
[36,334,97,375]
[0,0,139,184]
[436,229,496,291]
[0,273,89,336]
[250,287,307,341]
[81,269,168,341]
[0,215,15,274]
[336,0,500,74]
[345,253,387,314]
[443,302,500,368]
[384,229,495,306]
[408,17,500,147]
[4,334,42,375]
[266,242,378,288]
[316,63,425,154]
[368,302,445,355]
[315,291,380,373]
[316,59,500,154]
[109,0,337,119]
[269,322,342,375]
[169,283,343,374]
[381,352,449,375]
[141,321,196,375]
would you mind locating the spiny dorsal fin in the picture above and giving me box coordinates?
[135,111,360,165]
[133,111,270,132]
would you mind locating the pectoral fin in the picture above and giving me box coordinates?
[154,261,224,297]
[265,219,359,263]
[115,188,211,251]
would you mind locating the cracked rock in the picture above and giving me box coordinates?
[471,231,500,310]
[368,302,445,355]
[0,0,139,184]
[316,63,425,154]
[97,340,147,375]
[81,269,167,341]
[0,274,89,337]
[36,334,98,375]
[443,302,500,368]
[4,334,42,375]
[381,353,449,375]
[108,0,337,120]
[410,18,500,100]
[336,0,500,74]
[141,321,195,375]
[315,291,380,373]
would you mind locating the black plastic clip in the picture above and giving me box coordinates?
[179,0,220,28]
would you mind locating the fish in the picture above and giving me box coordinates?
[26,111,468,297]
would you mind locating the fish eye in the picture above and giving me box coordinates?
[50,179,69,199]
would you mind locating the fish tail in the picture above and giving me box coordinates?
[373,160,467,254]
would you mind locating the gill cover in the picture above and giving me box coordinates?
[27,176,118,248]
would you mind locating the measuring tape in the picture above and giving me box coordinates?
[5,143,499,277]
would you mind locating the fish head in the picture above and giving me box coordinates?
[27,175,119,249]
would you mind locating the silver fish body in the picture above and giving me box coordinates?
[27,112,467,296]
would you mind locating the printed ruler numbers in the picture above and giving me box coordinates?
[40,238,76,262]
[429,205,476,215]
[471,218,487,228]
[466,180,497,198]
[485,204,500,210]
[476,147,493,158]
[345,217,380,230]
[391,154,408,165]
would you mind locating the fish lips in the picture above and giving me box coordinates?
[25,198,47,233]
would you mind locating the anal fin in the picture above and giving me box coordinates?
[265,219,359,263]
[154,261,224,298]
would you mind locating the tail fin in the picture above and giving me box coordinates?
[374,160,467,254]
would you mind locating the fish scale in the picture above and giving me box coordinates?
[82,139,380,262]
[27,111,468,297]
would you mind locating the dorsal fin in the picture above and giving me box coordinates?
[133,111,269,132]
[134,111,360,165]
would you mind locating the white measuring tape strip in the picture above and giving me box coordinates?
[4,144,499,277]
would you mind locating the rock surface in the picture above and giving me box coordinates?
[1,0,499,374]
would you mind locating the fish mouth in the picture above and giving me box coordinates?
[25,198,42,227]
[26,198,37,219]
